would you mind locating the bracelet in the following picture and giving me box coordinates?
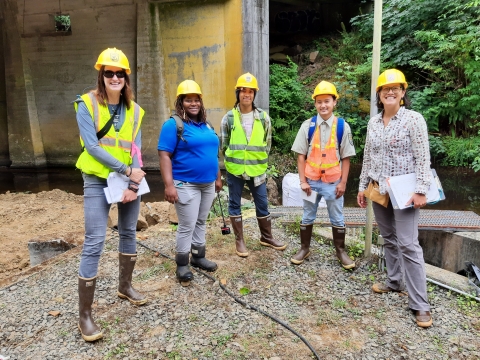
[130,180,140,186]
[128,185,138,193]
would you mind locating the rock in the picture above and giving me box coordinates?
[169,203,178,224]
[145,213,158,226]
[266,178,280,206]
[107,203,118,228]
[137,215,148,231]
[270,53,288,63]
[309,51,319,63]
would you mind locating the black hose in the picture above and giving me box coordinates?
[135,240,321,359]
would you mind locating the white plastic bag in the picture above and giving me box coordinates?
[282,173,326,207]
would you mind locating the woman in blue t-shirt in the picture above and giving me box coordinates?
[158,80,222,286]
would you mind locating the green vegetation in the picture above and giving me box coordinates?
[269,0,480,171]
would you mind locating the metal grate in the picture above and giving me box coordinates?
[270,206,480,231]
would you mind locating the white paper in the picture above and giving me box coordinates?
[301,190,318,203]
[103,172,150,204]
[387,171,440,210]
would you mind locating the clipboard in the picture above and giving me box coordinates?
[387,169,445,210]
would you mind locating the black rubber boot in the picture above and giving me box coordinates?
[175,252,193,286]
[190,244,218,272]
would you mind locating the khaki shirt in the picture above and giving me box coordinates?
[291,114,356,160]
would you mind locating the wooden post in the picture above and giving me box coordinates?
[365,0,383,257]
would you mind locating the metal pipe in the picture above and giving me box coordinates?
[426,277,480,302]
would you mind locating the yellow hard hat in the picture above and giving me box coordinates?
[235,73,259,91]
[376,69,408,92]
[311,81,339,100]
[95,48,131,74]
[176,80,202,98]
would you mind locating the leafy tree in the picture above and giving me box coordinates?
[350,0,480,136]
[269,59,311,153]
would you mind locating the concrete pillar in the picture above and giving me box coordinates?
[0,3,10,166]
[136,1,171,169]
[242,0,269,112]
[2,0,46,168]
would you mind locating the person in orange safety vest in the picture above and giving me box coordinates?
[290,81,356,269]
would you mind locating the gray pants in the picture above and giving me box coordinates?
[373,201,430,311]
[174,181,215,253]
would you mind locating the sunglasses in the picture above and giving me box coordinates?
[103,70,126,79]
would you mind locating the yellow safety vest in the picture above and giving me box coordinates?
[224,108,268,177]
[75,92,144,179]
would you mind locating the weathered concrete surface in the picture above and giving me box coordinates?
[0,0,268,169]
[425,263,473,295]
[28,239,76,267]
[419,230,480,274]
[243,0,269,111]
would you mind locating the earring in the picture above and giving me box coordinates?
[182,109,187,120]
[400,98,404,106]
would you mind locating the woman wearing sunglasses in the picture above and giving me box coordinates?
[357,69,432,328]
[158,80,222,287]
[74,47,147,342]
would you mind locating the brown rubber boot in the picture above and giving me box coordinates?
[257,215,287,250]
[117,253,148,305]
[332,226,355,269]
[291,224,313,265]
[78,276,103,342]
[230,215,249,257]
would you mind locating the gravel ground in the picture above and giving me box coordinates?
[1,215,480,360]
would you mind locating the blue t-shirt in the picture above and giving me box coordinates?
[157,118,219,183]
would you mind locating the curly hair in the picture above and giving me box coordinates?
[174,94,207,123]
[93,65,135,110]
[376,85,411,110]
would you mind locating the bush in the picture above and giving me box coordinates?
[269,59,312,153]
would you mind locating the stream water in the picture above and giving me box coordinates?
[0,165,479,215]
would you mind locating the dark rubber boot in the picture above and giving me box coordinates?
[78,276,103,342]
[176,252,193,286]
[190,244,218,272]
[117,253,148,306]
[291,224,313,265]
[332,226,355,269]
[230,215,248,257]
[257,215,287,250]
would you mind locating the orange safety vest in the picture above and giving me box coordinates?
[305,117,341,182]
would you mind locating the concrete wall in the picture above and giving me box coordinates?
[419,230,480,274]
[0,4,10,166]
[0,0,268,168]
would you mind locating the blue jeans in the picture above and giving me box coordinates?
[226,172,269,217]
[78,174,140,278]
[302,178,345,227]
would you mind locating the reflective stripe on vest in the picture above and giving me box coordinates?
[75,93,144,179]
[304,117,342,182]
[224,108,268,176]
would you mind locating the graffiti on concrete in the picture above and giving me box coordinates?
[273,10,323,34]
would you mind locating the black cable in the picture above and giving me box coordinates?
[135,240,321,359]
